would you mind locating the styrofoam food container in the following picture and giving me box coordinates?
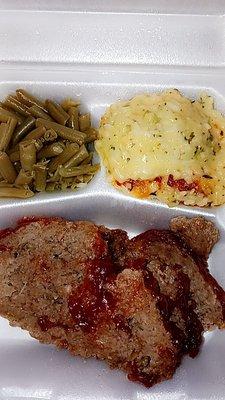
[0,3,225,400]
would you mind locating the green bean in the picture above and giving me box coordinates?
[0,90,97,198]
[34,163,47,191]
[19,141,36,171]
[21,126,46,142]
[46,182,56,192]
[61,98,80,111]
[36,118,86,145]
[43,129,57,142]
[62,177,75,186]
[0,181,14,188]
[12,116,36,146]
[37,142,65,160]
[48,143,79,173]
[71,182,79,190]
[79,113,91,132]
[59,164,100,178]
[9,150,20,162]
[20,138,43,153]
[85,128,98,143]
[0,187,34,198]
[0,118,17,151]
[61,177,79,190]
[76,175,85,182]
[3,96,30,117]
[64,145,89,168]
[14,161,21,174]
[67,107,79,130]
[54,182,63,191]
[16,89,47,112]
[0,152,17,183]
[34,138,44,152]
[15,169,33,186]
[0,107,23,124]
[45,100,70,125]
[60,180,70,190]
[81,152,93,165]
[83,175,94,183]
[0,124,7,149]
[47,168,60,182]
[77,176,86,184]
[8,145,19,155]
[28,105,52,121]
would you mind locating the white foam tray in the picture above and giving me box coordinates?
[0,3,225,400]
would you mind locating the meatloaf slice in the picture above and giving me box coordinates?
[103,226,204,357]
[126,228,225,331]
[0,217,181,388]
[170,216,219,258]
[144,261,203,358]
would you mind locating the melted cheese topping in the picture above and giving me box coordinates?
[96,89,225,206]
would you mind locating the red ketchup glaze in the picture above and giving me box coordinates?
[127,258,162,297]
[39,259,48,271]
[37,316,69,332]
[116,179,132,187]
[116,177,162,192]
[127,361,158,388]
[127,258,172,315]
[0,228,13,240]
[174,270,204,357]
[126,258,162,298]
[115,179,134,191]
[94,235,108,256]
[144,268,186,354]
[126,256,188,352]
[38,316,57,332]
[129,232,205,357]
[167,174,198,192]
[125,263,185,387]
[115,180,122,187]
[127,258,147,271]
[154,176,162,186]
[113,314,132,335]
[0,244,11,252]
[68,255,130,335]
[134,228,225,323]
[68,256,117,333]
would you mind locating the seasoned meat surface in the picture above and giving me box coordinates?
[107,230,204,357]
[0,216,224,388]
[0,217,181,388]
[170,216,219,258]
[119,229,225,331]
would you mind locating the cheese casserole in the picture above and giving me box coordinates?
[96,89,225,206]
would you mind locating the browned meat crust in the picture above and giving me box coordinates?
[109,232,204,358]
[126,229,225,330]
[144,262,203,358]
[0,217,181,388]
[170,216,219,258]
[0,216,224,388]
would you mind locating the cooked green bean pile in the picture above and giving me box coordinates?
[0,89,99,198]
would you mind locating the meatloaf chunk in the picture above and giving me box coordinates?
[125,229,225,330]
[0,217,181,388]
[170,216,219,258]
